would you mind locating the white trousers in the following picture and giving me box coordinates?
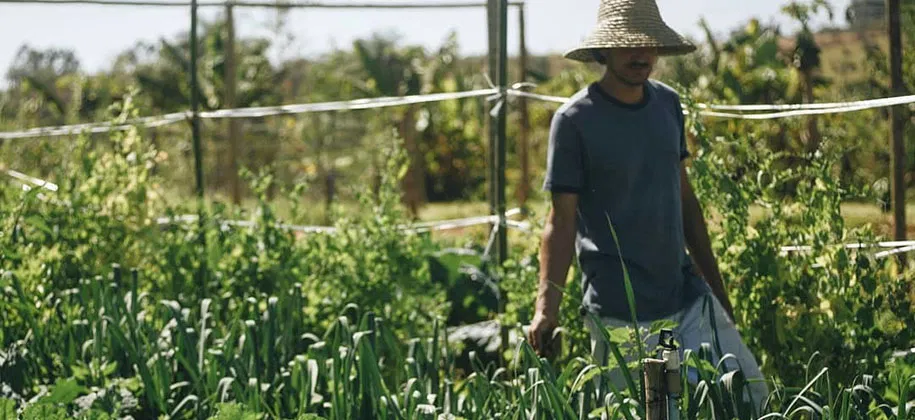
[584,293,769,414]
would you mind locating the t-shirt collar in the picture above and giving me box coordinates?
[589,81,652,110]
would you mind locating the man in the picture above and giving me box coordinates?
[526,0,769,412]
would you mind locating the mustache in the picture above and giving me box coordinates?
[627,61,651,69]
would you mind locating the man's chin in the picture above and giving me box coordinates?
[621,71,651,86]
[608,68,651,87]
[621,77,648,87]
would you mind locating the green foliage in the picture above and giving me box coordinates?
[1,105,915,418]
[0,97,457,418]
[419,33,489,201]
[209,402,259,420]
[0,399,15,420]
[2,12,915,419]
[682,94,915,388]
[21,403,69,420]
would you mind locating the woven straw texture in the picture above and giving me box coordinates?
[565,0,696,62]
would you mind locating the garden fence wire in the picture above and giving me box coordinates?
[3,84,915,259]
[2,0,915,259]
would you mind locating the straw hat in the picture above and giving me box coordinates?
[564,0,697,62]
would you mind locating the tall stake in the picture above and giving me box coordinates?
[488,0,510,361]
[225,1,242,204]
[190,0,207,294]
[888,0,906,265]
[643,358,668,420]
[495,0,508,265]
[486,0,508,361]
[517,3,530,208]
[487,0,498,233]
[190,0,203,203]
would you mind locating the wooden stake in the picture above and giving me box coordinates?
[487,0,497,229]
[495,0,508,264]
[516,3,530,208]
[643,358,668,420]
[189,0,207,298]
[225,2,242,205]
[887,0,907,265]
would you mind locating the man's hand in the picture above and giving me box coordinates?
[528,311,560,358]
[529,192,578,357]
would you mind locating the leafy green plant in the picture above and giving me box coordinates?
[2,87,915,419]
[682,92,915,389]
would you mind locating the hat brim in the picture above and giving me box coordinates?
[564,22,697,62]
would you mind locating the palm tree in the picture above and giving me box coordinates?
[782,0,833,153]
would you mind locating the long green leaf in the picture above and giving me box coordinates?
[585,312,640,402]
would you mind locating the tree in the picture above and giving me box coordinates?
[782,0,834,153]
[286,50,362,223]
[124,18,280,198]
[859,1,915,95]
[352,33,427,216]
[4,45,82,125]
[417,32,488,202]
[669,18,800,156]
[672,18,798,107]
[859,0,915,203]
[5,45,80,87]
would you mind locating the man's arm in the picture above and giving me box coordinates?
[680,166,736,321]
[528,192,578,356]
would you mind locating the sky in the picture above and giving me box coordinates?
[0,0,852,76]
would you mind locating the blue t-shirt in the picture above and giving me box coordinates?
[542,79,708,321]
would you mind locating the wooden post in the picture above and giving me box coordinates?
[488,0,510,362]
[495,0,508,264]
[325,115,336,225]
[225,1,242,205]
[487,0,497,225]
[887,0,907,265]
[190,0,203,202]
[189,0,208,298]
[643,358,668,420]
[516,3,531,208]
[401,104,426,217]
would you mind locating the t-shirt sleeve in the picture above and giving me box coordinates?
[675,99,690,161]
[542,110,584,194]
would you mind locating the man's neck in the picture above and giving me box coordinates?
[597,73,646,105]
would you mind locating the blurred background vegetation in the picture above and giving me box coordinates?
[2,1,915,417]
[2,0,911,231]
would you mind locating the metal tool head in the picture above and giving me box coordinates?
[659,328,677,351]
